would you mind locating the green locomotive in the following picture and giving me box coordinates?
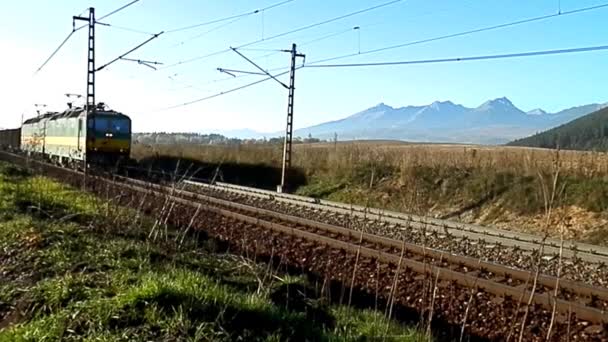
[20,103,132,167]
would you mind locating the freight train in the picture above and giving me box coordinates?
[0,103,132,168]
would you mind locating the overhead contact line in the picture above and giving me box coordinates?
[165,0,295,34]
[304,44,608,68]
[35,0,143,74]
[162,44,608,110]
[306,2,608,65]
[161,0,403,69]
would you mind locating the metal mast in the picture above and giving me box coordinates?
[219,44,304,192]
[73,8,95,178]
[279,43,305,192]
[85,8,95,113]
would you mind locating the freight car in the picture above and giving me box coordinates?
[19,102,131,168]
[0,128,21,151]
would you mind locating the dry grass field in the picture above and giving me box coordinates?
[132,141,608,245]
[133,141,608,177]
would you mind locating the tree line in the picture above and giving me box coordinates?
[508,106,608,152]
[133,132,324,145]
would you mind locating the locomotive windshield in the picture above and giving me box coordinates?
[94,117,131,133]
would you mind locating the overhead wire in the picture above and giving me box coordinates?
[304,44,608,68]
[234,1,608,82]
[301,27,356,46]
[99,23,156,35]
[35,31,77,74]
[234,0,403,49]
[166,12,254,34]
[34,0,144,74]
[237,47,286,52]
[162,27,371,100]
[169,16,246,48]
[96,31,164,71]
[165,0,295,34]
[157,1,607,111]
[162,48,232,69]
[242,1,481,65]
[306,2,608,65]
[97,0,141,21]
[78,7,90,17]
[162,0,404,69]
[161,43,608,111]
[162,68,299,110]
[160,0,298,68]
[250,27,356,61]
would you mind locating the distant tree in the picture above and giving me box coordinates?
[507,106,608,152]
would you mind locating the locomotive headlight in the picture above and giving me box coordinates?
[105,133,113,138]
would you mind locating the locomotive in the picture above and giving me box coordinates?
[0,103,132,168]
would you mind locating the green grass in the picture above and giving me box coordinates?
[0,162,427,341]
[297,162,608,217]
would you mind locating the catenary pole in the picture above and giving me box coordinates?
[279,43,305,192]
[74,7,96,184]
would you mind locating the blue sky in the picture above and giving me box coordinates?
[1,0,607,133]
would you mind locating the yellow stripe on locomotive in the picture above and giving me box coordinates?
[89,138,130,153]
[20,103,132,165]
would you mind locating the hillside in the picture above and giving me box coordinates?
[508,106,608,151]
[292,99,606,144]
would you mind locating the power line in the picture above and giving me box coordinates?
[34,0,144,74]
[162,48,232,69]
[263,0,297,12]
[166,12,250,34]
[235,0,403,50]
[230,47,289,88]
[175,61,296,89]
[162,0,403,69]
[163,68,300,110]
[119,57,163,70]
[304,44,608,68]
[98,22,155,35]
[156,2,605,107]
[96,31,164,71]
[163,43,608,110]
[231,2,480,65]
[165,74,209,92]
[35,31,77,74]
[98,0,141,21]
[302,27,355,46]
[307,2,608,65]
[251,27,356,61]
[237,47,285,52]
[170,17,245,48]
[165,0,295,33]
[77,8,90,17]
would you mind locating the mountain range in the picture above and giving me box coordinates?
[290,98,608,144]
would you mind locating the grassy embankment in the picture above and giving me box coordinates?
[0,162,426,341]
[133,142,608,244]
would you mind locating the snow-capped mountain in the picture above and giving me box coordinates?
[527,108,548,116]
[293,98,607,144]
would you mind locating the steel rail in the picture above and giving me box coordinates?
[121,175,608,304]
[111,174,608,324]
[183,179,608,262]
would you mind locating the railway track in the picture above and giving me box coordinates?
[181,179,608,288]
[184,180,608,261]
[1,151,607,340]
